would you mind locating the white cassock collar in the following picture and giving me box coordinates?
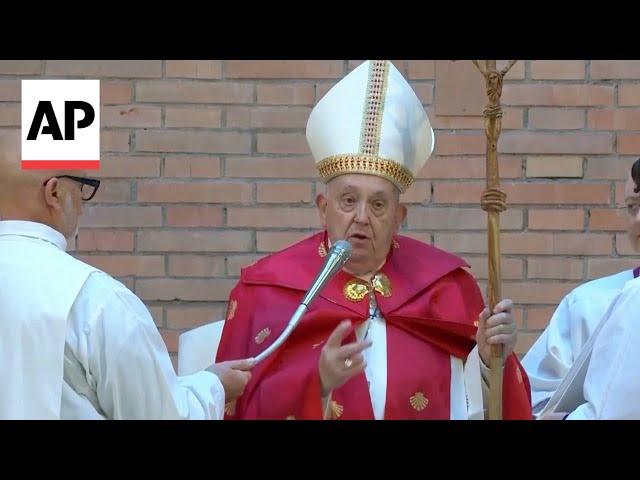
[0,220,67,251]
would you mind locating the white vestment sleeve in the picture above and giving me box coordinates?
[68,273,225,420]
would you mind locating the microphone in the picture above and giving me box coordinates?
[253,240,352,364]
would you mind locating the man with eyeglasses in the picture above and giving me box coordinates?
[0,132,253,419]
[523,158,640,419]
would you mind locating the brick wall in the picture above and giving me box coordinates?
[1,60,637,366]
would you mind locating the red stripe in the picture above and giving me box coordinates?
[21,160,100,170]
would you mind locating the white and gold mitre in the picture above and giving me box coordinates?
[306,60,434,193]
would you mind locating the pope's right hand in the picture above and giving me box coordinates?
[319,320,372,397]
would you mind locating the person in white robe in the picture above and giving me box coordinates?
[523,159,640,418]
[0,131,252,420]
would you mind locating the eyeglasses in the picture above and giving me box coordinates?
[43,175,101,201]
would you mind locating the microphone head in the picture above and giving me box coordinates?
[329,239,352,263]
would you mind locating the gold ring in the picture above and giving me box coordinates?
[344,358,353,369]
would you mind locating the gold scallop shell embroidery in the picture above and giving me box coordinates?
[410,392,429,412]
[254,328,271,344]
[226,299,238,321]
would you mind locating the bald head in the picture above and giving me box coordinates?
[0,131,85,240]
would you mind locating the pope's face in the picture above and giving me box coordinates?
[316,174,407,277]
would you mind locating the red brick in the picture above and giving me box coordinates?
[226,254,264,276]
[168,255,225,277]
[528,209,585,230]
[78,255,165,277]
[160,329,180,353]
[528,258,584,280]
[427,107,523,130]
[434,133,485,155]
[527,307,557,330]
[413,83,434,105]
[227,106,311,129]
[464,256,524,280]
[226,157,317,178]
[585,157,636,180]
[528,108,585,130]
[102,105,161,128]
[617,134,640,154]
[0,60,42,75]
[591,61,640,79]
[46,60,162,78]
[136,81,253,104]
[76,230,134,252]
[589,109,640,130]
[552,233,613,255]
[257,182,313,203]
[516,332,542,356]
[503,183,610,205]
[257,84,315,105]
[226,60,343,79]
[136,130,251,154]
[257,231,316,252]
[165,205,223,227]
[531,60,585,80]
[407,60,435,79]
[257,133,310,154]
[499,132,612,155]
[587,258,640,279]
[419,156,523,180]
[433,233,487,254]
[228,207,320,228]
[616,233,637,255]
[406,207,523,230]
[164,156,221,178]
[589,209,627,231]
[148,306,164,327]
[92,180,131,203]
[167,306,227,329]
[502,84,614,106]
[101,130,130,153]
[502,282,577,305]
[0,104,19,126]
[137,279,237,301]
[0,80,19,101]
[618,85,640,106]
[95,156,160,178]
[80,206,162,228]
[101,81,132,105]
[165,107,222,128]
[526,156,584,178]
[137,230,252,253]
[166,60,222,79]
[137,181,252,203]
[400,181,431,204]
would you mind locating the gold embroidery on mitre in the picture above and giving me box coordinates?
[330,400,344,419]
[317,154,414,193]
[410,392,429,412]
[371,273,392,298]
[225,401,236,416]
[254,328,271,344]
[226,299,238,321]
[360,60,389,157]
[318,241,327,258]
